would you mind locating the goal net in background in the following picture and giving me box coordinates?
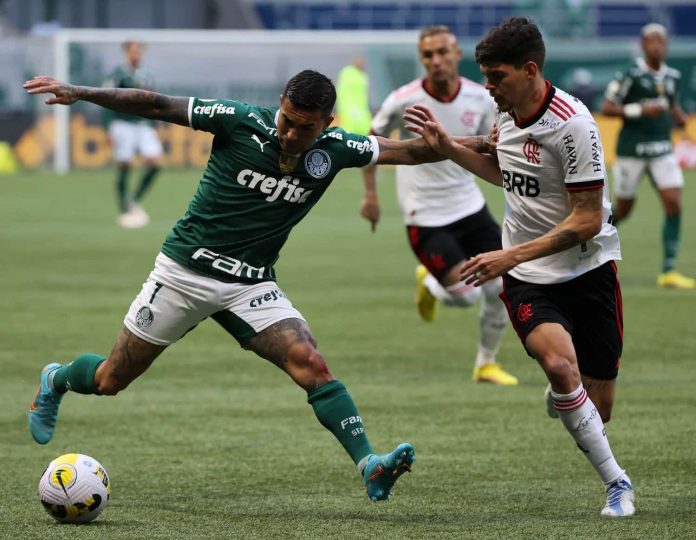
[31,29,421,173]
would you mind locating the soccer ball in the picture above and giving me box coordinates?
[38,453,111,523]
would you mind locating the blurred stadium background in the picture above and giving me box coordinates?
[2,2,695,538]
[1,0,696,172]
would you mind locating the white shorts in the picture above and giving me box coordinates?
[109,120,163,162]
[124,253,305,346]
[612,153,684,199]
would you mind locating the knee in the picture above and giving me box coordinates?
[542,355,578,384]
[612,201,633,222]
[286,342,331,381]
[664,202,681,216]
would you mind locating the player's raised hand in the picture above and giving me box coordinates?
[360,193,381,232]
[23,76,80,105]
[403,104,454,157]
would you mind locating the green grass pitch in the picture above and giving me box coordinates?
[1,166,694,539]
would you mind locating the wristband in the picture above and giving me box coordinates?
[623,103,642,118]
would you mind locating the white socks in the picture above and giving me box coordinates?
[552,383,626,486]
[423,273,480,307]
[423,273,507,369]
[476,280,507,368]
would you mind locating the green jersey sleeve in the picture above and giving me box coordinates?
[188,98,251,138]
[319,128,379,171]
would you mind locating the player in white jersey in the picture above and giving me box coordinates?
[361,26,517,385]
[404,17,634,517]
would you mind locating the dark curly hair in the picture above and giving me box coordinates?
[283,70,336,117]
[475,17,546,70]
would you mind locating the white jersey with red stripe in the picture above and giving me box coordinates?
[496,82,621,284]
[371,77,496,226]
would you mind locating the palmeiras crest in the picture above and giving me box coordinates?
[305,149,331,178]
[136,306,154,328]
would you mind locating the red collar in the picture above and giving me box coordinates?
[512,81,554,128]
[422,78,461,103]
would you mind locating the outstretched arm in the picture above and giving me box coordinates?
[373,131,494,166]
[373,134,445,165]
[23,76,190,127]
[404,105,503,186]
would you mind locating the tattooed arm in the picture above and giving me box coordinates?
[459,188,605,286]
[510,188,604,259]
[373,135,445,165]
[23,76,190,126]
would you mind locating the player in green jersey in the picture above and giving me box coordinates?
[24,69,484,502]
[602,23,693,289]
[336,56,372,135]
[104,41,163,229]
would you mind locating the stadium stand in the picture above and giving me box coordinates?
[248,1,696,37]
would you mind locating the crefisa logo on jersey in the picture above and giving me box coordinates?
[523,137,542,164]
[136,306,154,328]
[305,149,331,179]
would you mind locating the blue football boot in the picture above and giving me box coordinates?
[28,363,63,444]
[363,442,415,501]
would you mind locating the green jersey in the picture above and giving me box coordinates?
[161,98,378,283]
[605,57,682,158]
[103,65,156,124]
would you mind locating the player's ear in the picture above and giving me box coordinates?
[524,61,539,79]
[279,94,285,107]
[323,114,335,129]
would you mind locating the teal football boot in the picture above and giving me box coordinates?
[28,363,63,444]
[363,442,415,501]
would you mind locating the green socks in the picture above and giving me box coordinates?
[134,166,160,202]
[52,354,106,395]
[308,380,374,465]
[116,168,129,213]
[662,213,681,272]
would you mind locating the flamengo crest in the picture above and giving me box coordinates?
[523,137,542,164]
[517,302,534,322]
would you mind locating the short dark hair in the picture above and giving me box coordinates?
[419,25,454,41]
[283,70,336,117]
[475,17,545,70]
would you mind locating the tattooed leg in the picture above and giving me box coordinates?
[246,318,333,392]
[95,326,167,395]
[582,375,616,423]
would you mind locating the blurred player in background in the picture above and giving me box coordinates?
[23,69,471,502]
[602,23,693,288]
[103,40,163,228]
[405,17,635,517]
[336,56,372,135]
[361,26,517,385]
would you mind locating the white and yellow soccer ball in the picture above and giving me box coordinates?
[38,453,111,523]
